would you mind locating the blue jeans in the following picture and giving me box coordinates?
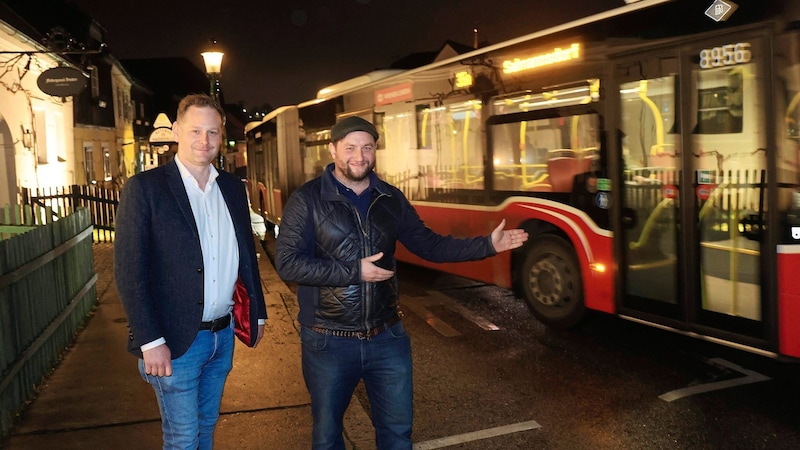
[139,321,234,450]
[301,320,413,450]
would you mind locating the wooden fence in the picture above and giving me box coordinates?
[0,208,97,439]
[20,185,119,243]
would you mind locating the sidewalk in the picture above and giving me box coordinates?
[2,241,375,449]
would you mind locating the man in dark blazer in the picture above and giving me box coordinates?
[114,93,267,450]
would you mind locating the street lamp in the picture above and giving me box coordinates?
[201,43,225,168]
[201,49,223,102]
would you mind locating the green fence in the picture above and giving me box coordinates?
[0,208,97,439]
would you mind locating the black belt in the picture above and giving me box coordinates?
[310,315,402,340]
[199,314,231,333]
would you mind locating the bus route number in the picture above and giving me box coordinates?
[699,42,751,69]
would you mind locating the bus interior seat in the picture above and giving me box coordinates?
[548,150,581,192]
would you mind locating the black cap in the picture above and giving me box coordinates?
[330,116,379,142]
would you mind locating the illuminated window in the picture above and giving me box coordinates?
[102,143,112,181]
[491,114,599,192]
[303,129,332,181]
[416,100,484,191]
[84,143,96,184]
[695,69,743,134]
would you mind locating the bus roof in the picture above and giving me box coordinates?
[309,0,673,103]
[244,104,297,131]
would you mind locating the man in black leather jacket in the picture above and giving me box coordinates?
[275,116,528,450]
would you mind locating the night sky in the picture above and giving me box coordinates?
[66,0,626,109]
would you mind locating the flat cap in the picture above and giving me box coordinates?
[330,116,379,142]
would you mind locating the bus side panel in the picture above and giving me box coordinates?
[395,244,513,288]
[276,108,301,222]
[513,201,615,315]
[396,200,615,314]
[394,203,515,288]
[777,249,800,358]
[580,233,614,315]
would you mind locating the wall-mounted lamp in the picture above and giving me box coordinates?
[22,128,32,150]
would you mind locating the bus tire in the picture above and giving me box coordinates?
[521,235,585,329]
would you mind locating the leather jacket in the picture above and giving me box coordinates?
[275,164,496,333]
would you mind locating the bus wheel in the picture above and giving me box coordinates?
[521,235,585,329]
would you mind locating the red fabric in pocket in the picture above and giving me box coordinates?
[232,277,253,346]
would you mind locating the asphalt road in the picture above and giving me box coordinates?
[12,237,793,450]
[378,262,800,450]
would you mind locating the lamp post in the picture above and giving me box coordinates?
[201,43,225,168]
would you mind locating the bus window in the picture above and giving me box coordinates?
[417,100,484,191]
[378,111,419,198]
[490,114,599,192]
[302,128,332,182]
[776,31,800,238]
[695,70,743,134]
[693,57,765,323]
[416,104,433,150]
[620,74,679,304]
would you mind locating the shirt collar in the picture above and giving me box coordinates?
[174,154,219,188]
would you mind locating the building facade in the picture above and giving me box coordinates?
[0,9,77,207]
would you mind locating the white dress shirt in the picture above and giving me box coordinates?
[175,155,239,322]
[140,156,239,352]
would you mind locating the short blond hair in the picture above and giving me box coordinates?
[176,93,225,125]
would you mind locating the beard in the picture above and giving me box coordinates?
[340,159,375,183]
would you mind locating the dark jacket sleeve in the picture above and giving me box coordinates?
[274,185,361,287]
[114,175,162,351]
[395,191,496,262]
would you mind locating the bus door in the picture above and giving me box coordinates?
[615,31,771,347]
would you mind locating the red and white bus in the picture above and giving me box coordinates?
[245,0,800,359]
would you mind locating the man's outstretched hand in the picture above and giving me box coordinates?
[490,219,529,253]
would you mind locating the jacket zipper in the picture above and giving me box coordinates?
[355,191,388,333]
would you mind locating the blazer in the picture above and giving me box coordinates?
[114,158,267,359]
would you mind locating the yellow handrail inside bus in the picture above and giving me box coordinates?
[638,80,666,157]
[421,109,429,148]
[571,115,580,149]
[629,197,673,250]
[786,91,800,137]
[520,121,528,182]
[460,102,483,186]
[463,104,471,183]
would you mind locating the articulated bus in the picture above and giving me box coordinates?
[245,0,800,359]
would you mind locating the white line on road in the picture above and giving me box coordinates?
[426,291,500,331]
[658,357,771,402]
[401,296,462,337]
[412,420,542,449]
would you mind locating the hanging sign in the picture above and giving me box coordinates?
[149,128,175,144]
[37,67,87,97]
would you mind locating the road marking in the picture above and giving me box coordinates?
[413,420,542,449]
[401,296,461,337]
[426,291,500,331]
[400,292,500,336]
[658,357,771,402]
